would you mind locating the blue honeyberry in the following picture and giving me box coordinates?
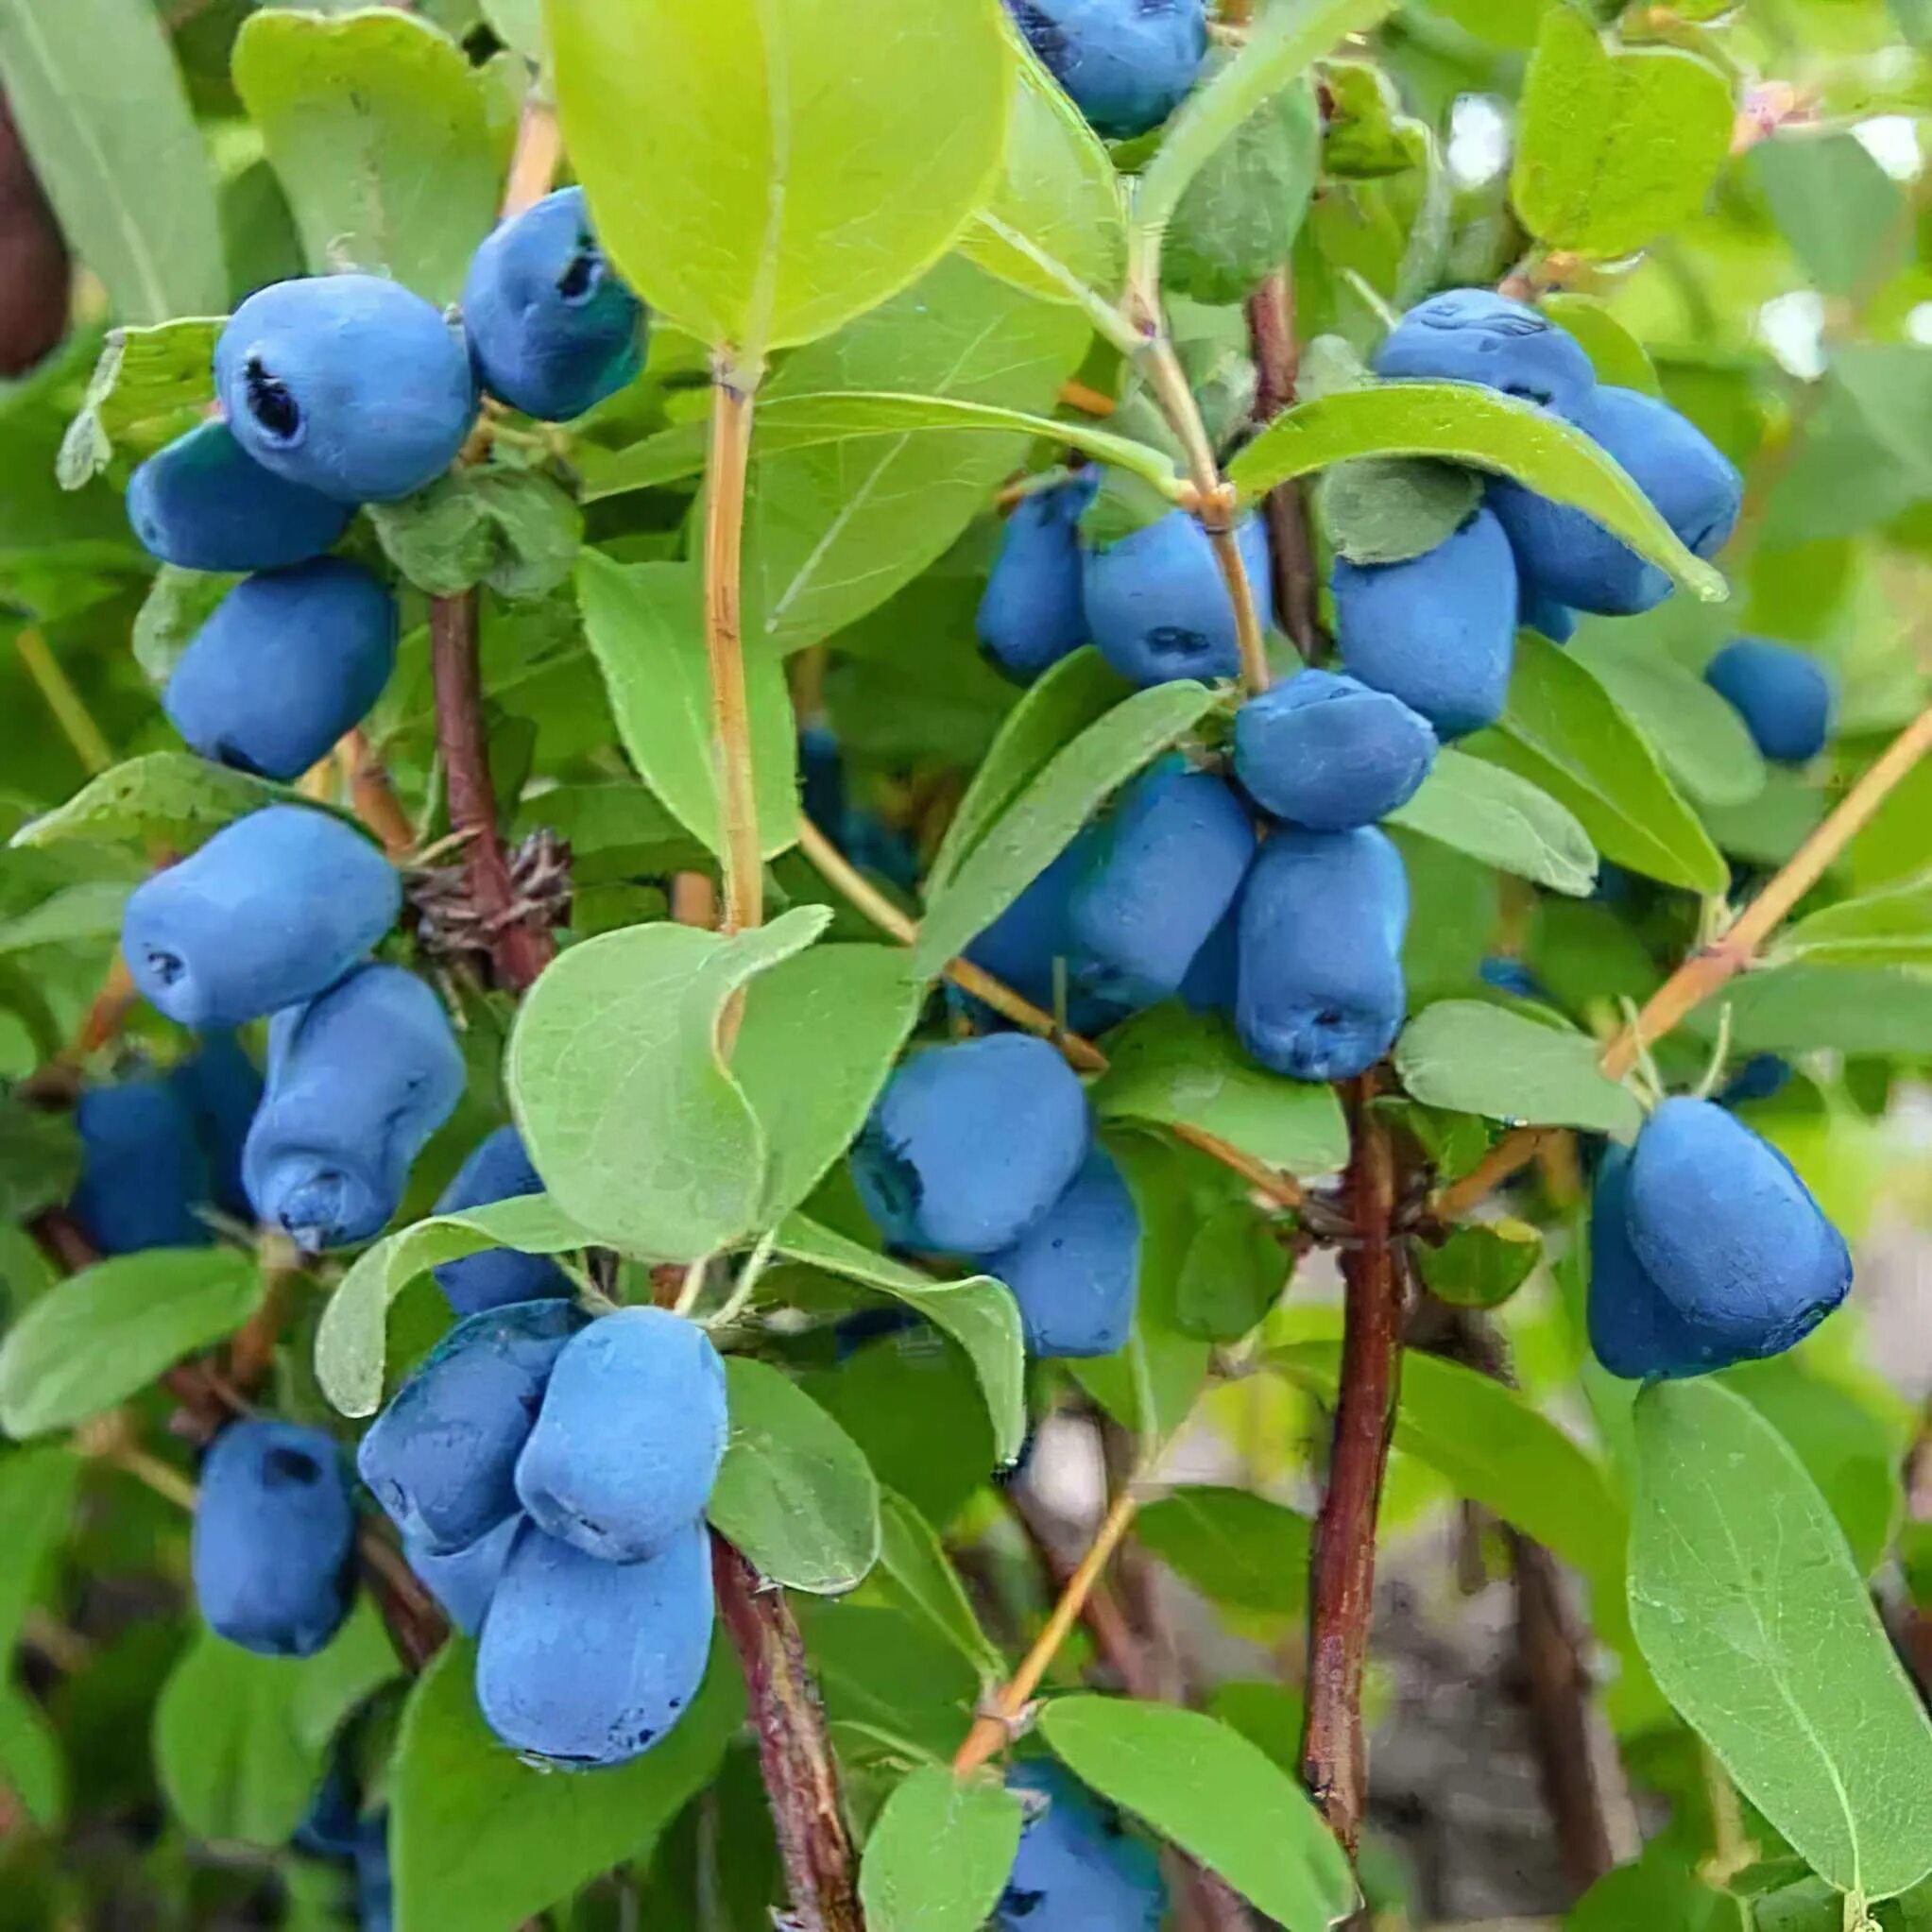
[170,1031,264,1223]
[462,186,645,422]
[1066,754,1256,1009]
[242,964,464,1252]
[514,1307,728,1565]
[998,1760,1167,1932]
[1719,1053,1794,1109]
[126,419,354,573]
[431,1125,573,1316]
[1517,578,1577,644]
[961,833,1133,1040]
[1083,510,1274,689]
[976,1147,1139,1359]
[852,1034,1092,1256]
[1586,1143,1737,1382]
[1332,506,1518,740]
[354,1814,393,1932]
[163,559,397,783]
[356,1298,589,1556]
[979,475,1099,684]
[215,274,478,504]
[1373,288,1597,414]
[402,1515,520,1637]
[1004,0,1208,140]
[122,806,402,1031]
[476,1517,715,1769]
[1702,638,1836,764]
[1489,385,1741,616]
[1623,1097,1851,1352]
[71,1077,213,1256]
[1236,826,1409,1083]
[192,1420,356,1658]
[1233,668,1438,831]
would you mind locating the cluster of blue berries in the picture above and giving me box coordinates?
[852,1034,1138,1359]
[361,1297,727,1767]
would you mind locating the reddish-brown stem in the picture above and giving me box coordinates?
[710,1535,863,1932]
[1244,271,1323,658]
[1299,1084,1403,1855]
[0,92,68,379]
[428,590,556,995]
[1509,1530,1637,1891]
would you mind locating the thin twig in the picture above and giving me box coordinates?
[1436,699,1932,1218]
[1299,1081,1403,1855]
[793,816,1304,1211]
[15,628,112,775]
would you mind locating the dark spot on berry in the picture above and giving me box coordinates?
[1008,0,1069,71]
[1000,1889,1046,1920]
[145,949,185,986]
[244,357,302,443]
[211,737,267,778]
[263,1446,321,1488]
[1314,1007,1344,1029]
[556,245,604,306]
[1146,624,1212,662]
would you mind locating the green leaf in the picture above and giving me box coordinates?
[1511,9,1734,260]
[0,1685,62,1830]
[1568,635,1767,812]
[871,1488,1004,1676]
[154,1605,399,1850]
[914,683,1222,977]
[960,28,1126,312]
[506,910,827,1264]
[747,254,1090,657]
[1092,1008,1350,1177]
[314,1194,593,1418]
[0,1248,263,1438]
[1136,0,1394,250]
[1753,130,1905,301]
[515,783,710,882]
[574,554,799,860]
[546,0,1012,358]
[733,943,922,1225]
[1134,1487,1312,1619]
[771,1216,1026,1463]
[9,753,289,855]
[1174,1198,1292,1343]
[1711,965,1932,1058]
[131,567,234,687]
[0,0,225,322]
[1274,1340,1626,1589]
[1385,747,1599,897]
[860,1763,1024,1932]
[232,8,504,304]
[1540,293,1661,395]
[1478,632,1729,895]
[56,319,223,490]
[0,1448,79,1655]
[1227,385,1725,604]
[709,1358,881,1596]
[1163,71,1321,307]
[1038,1697,1359,1928]
[1414,1219,1542,1310]
[1773,876,1932,969]
[580,389,1188,504]
[1395,1000,1642,1137]
[928,647,1132,893]
[392,1631,743,1932]
[370,470,584,604]
[1630,1380,1932,1901]
[0,880,130,955]
[0,1095,80,1224]
[1316,456,1482,568]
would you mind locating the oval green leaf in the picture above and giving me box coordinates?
[1395,1000,1643,1137]
[546,0,1013,358]
[1385,747,1599,897]
[1038,1696,1359,1928]
[0,1248,262,1439]
[1631,1380,1932,1902]
[861,1763,1024,1932]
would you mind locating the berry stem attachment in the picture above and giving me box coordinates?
[702,361,764,936]
[1436,697,1932,1220]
